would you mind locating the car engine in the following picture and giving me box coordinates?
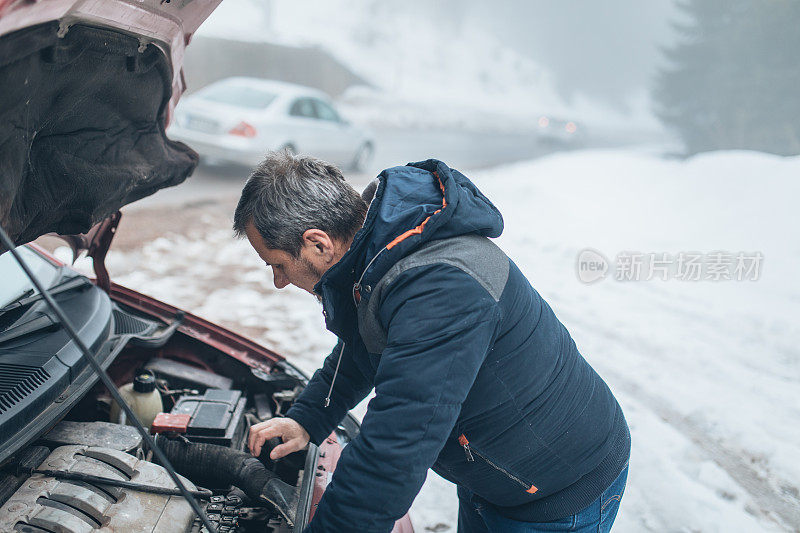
[0,445,198,533]
[0,288,371,533]
[0,339,322,533]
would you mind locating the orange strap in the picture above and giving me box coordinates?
[386,171,447,250]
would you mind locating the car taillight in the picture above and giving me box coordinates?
[538,116,550,128]
[229,121,257,138]
[565,122,577,134]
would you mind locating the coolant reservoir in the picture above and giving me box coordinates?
[110,371,163,430]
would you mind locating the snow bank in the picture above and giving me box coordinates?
[69,149,799,531]
[477,149,799,532]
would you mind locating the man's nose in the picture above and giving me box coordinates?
[273,269,289,289]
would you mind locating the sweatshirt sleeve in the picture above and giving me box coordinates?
[305,263,501,533]
[286,339,373,446]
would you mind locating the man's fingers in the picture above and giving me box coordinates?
[248,422,262,454]
[253,429,279,457]
[270,438,304,460]
[249,422,283,456]
[248,419,309,457]
[248,420,272,452]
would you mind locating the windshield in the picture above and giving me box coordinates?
[196,83,278,109]
[0,246,61,308]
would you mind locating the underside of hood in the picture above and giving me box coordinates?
[0,21,198,253]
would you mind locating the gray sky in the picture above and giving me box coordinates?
[467,1,679,109]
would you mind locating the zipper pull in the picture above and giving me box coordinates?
[324,342,346,408]
[458,434,474,462]
[463,443,474,462]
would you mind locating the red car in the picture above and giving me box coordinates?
[0,1,413,532]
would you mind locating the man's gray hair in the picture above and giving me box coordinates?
[233,150,368,257]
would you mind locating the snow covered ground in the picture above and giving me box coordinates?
[62,148,800,532]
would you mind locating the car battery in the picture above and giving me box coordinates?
[169,389,247,449]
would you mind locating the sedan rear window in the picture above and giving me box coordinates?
[312,99,341,122]
[197,84,277,109]
[289,98,317,118]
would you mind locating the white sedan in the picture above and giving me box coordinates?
[168,77,375,170]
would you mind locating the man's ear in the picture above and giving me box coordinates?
[302,229,335,258]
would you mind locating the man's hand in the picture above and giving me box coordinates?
[249,417,310,460]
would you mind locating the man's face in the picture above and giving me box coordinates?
[244,222,331,294]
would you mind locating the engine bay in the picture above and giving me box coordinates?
[0,300,356,533]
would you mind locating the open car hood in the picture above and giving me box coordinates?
[0,0,222,253]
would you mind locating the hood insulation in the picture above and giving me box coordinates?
[0,22,198,253]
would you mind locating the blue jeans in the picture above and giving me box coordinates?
[457,466,628,533]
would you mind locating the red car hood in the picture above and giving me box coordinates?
[0,0,222,253]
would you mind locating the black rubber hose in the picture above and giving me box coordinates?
[156,438,274,501]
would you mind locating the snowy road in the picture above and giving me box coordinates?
[137,126,570,209]
[56,148,800,532]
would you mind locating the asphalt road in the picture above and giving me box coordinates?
[134,126,566,209]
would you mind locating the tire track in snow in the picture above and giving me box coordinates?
[608,369,800,531]
[551,274,800,530]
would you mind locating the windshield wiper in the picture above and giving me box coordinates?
[0,312,59,344]
[0,275,90,315]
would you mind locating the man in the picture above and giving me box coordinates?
[235,152,630,533]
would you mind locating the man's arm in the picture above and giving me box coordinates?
[306,263,501,533]
[250,340,373,458]
[285,339,373,446]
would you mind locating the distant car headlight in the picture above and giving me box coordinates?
[229,121,258,138]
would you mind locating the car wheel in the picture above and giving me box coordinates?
[351,142,373,172]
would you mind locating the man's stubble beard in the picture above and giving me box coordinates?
[301,256,326,303]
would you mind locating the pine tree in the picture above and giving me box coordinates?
[655,0,800,155]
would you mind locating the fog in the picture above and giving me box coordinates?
[470,1,678,108]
